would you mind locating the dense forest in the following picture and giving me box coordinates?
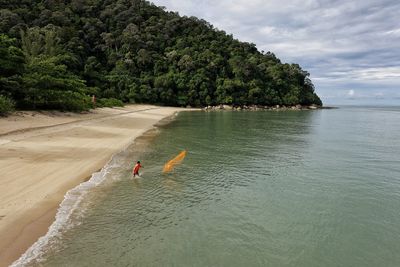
[0,0,322,113]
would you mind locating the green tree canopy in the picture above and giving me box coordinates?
[0,0,322,110]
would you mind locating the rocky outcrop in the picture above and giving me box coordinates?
[202,104,322,111]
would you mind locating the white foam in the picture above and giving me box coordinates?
[11,154,122,266]
[11,124,164,266]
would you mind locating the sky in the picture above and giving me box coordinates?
[151,0,400,105]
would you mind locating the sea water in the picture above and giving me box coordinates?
[16,107,400,266]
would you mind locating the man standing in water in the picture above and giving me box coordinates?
[132,161,143,177]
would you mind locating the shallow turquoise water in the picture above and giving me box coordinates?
[23,107,400,266]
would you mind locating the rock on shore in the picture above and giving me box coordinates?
[202,104,322,111]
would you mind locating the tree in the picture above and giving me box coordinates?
[105,60,133,100]
[0,0,322,111]
[0,34,25,102]
[22,55,90,110]
[19,27,91,110]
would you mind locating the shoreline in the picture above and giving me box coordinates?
[201,104,333,111]
[0,105,192,267]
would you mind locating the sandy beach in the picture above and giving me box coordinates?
[0,105,187,266]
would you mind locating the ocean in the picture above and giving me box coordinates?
[14,106,400,267]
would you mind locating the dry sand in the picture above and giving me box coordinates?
[0,105,189,266]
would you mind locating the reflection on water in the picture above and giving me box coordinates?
[161,177,183,192]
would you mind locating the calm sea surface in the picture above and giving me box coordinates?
[19,106,400,266]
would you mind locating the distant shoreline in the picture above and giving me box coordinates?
[202,104,334,111]
[0,105,194,267]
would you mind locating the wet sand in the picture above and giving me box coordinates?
[0,105,189,266]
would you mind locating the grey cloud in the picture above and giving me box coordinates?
[151,0,400,104]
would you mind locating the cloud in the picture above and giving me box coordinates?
[385,28,400,36]
[351,67,400,80]
[151,0,400,104]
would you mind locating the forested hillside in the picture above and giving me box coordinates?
[0,0,322,112]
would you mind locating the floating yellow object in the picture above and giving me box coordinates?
[163,150,187,173]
